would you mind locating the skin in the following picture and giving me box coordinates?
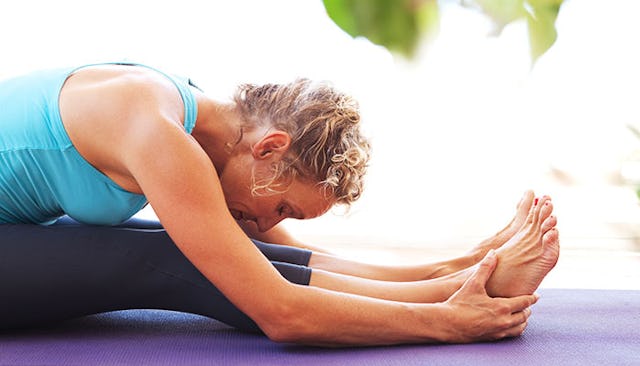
[308,193,559,304]
[305,190,547,282]
[57,64,555,346]
[487,196,560,297]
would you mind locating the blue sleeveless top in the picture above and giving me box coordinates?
[0,63,198,225]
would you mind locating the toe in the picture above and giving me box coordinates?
[517,190,535,214]
[541,215,557,232]
[538,200,554,223]
[526,197,543,224]
[509,191,536,229]
[528,195,550,224]
[541,228,560,267]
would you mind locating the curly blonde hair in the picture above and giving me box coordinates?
[233,78,371,206]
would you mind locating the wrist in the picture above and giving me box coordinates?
[411,302,458,344]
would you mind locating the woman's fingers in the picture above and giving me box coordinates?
[491,319,530,340]
[472,307,532,342]
[505,307,531,328]
[501,308,533,337]
[501,293,540,314]
[445,249,543,343]
[463,249,498,291]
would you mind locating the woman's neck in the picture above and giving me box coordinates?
[190,94,244,174]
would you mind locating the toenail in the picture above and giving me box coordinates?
[534,198,539,206]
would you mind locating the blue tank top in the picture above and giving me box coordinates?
[0,63,198,225]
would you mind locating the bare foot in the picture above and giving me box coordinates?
[485,196,560,297]
[467,190,536,261]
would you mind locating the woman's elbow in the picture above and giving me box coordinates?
[263,323,298,344]
[256,298,314,344]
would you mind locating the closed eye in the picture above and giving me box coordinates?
[278,204,293,218]
[278,205,287,216]
[278,201,304,220]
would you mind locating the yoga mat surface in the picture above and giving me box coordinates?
[1,289,639,366]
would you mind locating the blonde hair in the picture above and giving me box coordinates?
[233,78,371,206]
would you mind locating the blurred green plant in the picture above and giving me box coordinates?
[322,0,564,63]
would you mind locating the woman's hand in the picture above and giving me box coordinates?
[442,250,539,343]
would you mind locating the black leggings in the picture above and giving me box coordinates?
[0,217,313,333]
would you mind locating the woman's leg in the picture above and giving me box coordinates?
[310,267,470,303]
[308,197,559,302]
[0,217,311,332]
[309,251,476,283]
[0,197,559,331]
[308,191,547,282]
[307,214,557,282]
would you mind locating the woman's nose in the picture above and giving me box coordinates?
[256,216,285,232]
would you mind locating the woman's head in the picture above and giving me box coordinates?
[232,78,371,207]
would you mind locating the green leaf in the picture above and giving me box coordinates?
[323,0,439,58]
[323,0,563,63]
[416,0,440,44]
[323,0,360,38]
[475,0,526,34]
[525,0,562,62]
[473,0,563,62]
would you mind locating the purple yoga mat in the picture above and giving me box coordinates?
[1,288,639,366]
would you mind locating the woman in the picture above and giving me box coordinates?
[0,62,559,346]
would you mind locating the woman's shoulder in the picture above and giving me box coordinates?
[69,64,182,108]
[61,64,186,131]
[58,64,192,194]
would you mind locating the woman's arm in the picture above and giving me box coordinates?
[123,118,535,345]
[65,71,537,346]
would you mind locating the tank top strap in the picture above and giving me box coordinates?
[168,74,198,134]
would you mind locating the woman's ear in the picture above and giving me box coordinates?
[252,131,291,159]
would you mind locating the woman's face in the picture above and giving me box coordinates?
[218,128,335,232]
[220,156,334,232]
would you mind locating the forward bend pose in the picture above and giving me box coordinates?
[0,63,559,346]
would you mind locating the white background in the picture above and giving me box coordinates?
[2,0,640,248]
